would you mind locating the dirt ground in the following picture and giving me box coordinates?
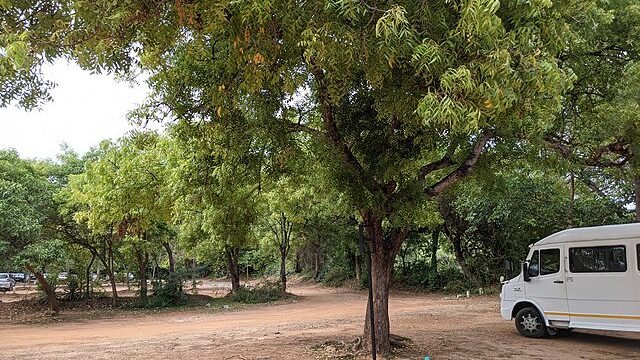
[2,281,640,360]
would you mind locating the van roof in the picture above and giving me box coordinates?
[534,222,640,247]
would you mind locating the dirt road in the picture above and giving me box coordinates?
[2,283,640,359]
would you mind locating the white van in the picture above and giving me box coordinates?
[500,222,640,337]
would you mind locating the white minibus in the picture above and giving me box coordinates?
[500,222,640,337]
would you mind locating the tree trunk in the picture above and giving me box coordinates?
[280,248,287,292]
[26,264,59,314]
[163,242,175,273]
[569,170,575,227]
[399,248,407,275]
[275,213,292,292]
[103,242,118,307]
[451,234,480,288]
[225,246,241,293]
[361,212,407,355]
[125,265,131,290]
[85,253,95,301]
[152,260,157,280]
[313,251,320,280]
[430,227,440,272]
[295,252,301,273]
[354,252,361,282]
[191,256,198,294]
[136,249,148,304]
[107,268,118,307]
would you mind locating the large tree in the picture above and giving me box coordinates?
[544,0,640,219]
[0,149,61,312]
[167,120,265,293]
[66,133,171,304]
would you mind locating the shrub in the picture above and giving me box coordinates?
[322,265,353,287]
[396,261,466,291]
[35,273,59,305]
[150,271,187,307]
[230,281,286,304]
[61,275,81,301]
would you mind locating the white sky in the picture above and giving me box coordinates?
[0,60,154,160]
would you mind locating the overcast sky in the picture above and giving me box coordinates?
[0,60,152,160]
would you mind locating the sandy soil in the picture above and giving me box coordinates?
[2,282,640,360]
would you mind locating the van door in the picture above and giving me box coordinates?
[525,247,569,326]
[565,242,638,331]
[636,244,640,326]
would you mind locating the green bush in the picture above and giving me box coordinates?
[150,271,187,307]
[230,281,286,304]
[35,273,59,305]
[322,264,353,287]
[397,261,466,291]
[61,275,81,301]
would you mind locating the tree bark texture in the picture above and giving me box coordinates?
[225,245,241,293]
[85,253,95,300]
[360,212,407,355]
[136,248,149,304]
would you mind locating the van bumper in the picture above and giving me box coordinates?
[500,300,514,320]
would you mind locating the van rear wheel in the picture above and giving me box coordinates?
[515,307,547,338]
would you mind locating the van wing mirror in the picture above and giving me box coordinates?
[522,261,531,282]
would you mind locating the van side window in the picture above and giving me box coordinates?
[540,249,560,275]
[569,245,627,273]
[529,250,539,277]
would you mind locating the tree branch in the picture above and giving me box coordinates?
[288,122,323,137]
[427,131,494,195]
[313,70,370,190]
[544,135,631,168]
[418,141,458,180]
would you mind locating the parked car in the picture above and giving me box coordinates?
[9,272,28,283]
[0,273,15,291]
[501,222,640,338]
[57,272,69,281]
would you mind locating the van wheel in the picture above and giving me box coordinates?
[515,307,547,338]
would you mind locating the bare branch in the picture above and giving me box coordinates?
[427,131,495,195]
[418,141,458,180]
[313,70,370,190]
[288,122,323,137]
[544,135,631,168]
